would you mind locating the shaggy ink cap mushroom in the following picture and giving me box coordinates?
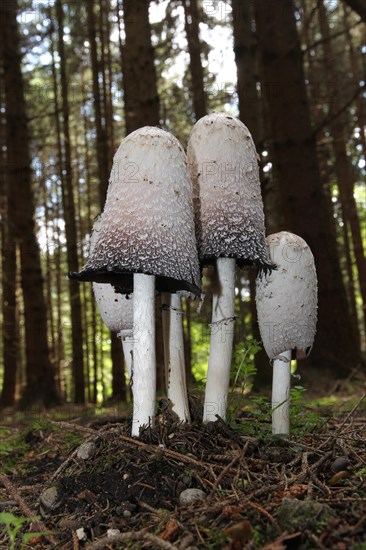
[187,112,272,273]
[70,127,201,297]
[89,217,134,378]
[187,113,272,422]
[256,231,318,360]
[255,231,318,435]
[90,218,133,335]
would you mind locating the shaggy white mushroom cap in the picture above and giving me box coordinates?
[89,217,133,333]
[72,127,201,296]
[256,231,318,360]
[187,113,271,271]
[93,284,133,334]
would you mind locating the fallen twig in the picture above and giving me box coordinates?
[0,472,57,545]
[208,454,240,500]
[86,528,177,550]
[118,434,210,469]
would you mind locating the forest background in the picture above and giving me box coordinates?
[0,0,365,411]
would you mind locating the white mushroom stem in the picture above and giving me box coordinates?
[203,257,236,422]
[272,350,292,436]
[118,330,133,380]
[131,273,156,437]
[161,292,191,422]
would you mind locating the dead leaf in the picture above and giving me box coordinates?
[328,471,351,485]
[77,489,96,503]
[280,484,308,499]
[222,505,244,519]
[225,520,252,547]
[160,519,179,541]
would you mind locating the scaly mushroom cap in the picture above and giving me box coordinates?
[93,284,133,334]
[88,217,134,333]
[256,231,318,360]
[70,127,201,295]
[187,113,271,272]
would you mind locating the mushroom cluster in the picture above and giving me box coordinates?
[71,127,201,436]
[71,114,318,438]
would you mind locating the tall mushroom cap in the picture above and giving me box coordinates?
[187,112,272,272]
[70,127,201,296]
[256,231,318,359]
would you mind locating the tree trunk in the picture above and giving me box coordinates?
[343,0,366,20]
[255,0,360,376]
[300,0,360,346]
[56,0,85,403]
[86,0,110,206]
[122,0,160,133]
[0,114,18,407]
[231,0,260,143]
[111,333,127,401]
[318,0,366,335]
[2,0,60,407]
[231,0,272,388]
[182,0,207,120]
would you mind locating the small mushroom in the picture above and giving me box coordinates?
[70,127,201,436]
[187,113,272,422]
[90,217,134,378]
[256,231,318,435]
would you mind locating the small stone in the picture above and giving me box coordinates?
[39,487,61,516]
[123,510,132,518]
[107,528,121,538]
[179,488,206,506]
[77,441,96,460]
[76,527,87,541]
[331,457,350,473]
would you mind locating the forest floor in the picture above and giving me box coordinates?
[0,385,366,550]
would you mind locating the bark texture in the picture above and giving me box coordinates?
[255,0,360,375]
[2,0,60,407]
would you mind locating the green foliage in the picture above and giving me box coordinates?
[232,339,262,389]
[289,387,321,435]
[227,339,262,424]
[0,429,29,473]
[0,512,53,550]
[355,467,366,478]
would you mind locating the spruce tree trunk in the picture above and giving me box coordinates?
[300,0,360,346]
[343,0,366,20]
[0,121,18,407]
[55,0,85,403]
[111,333,127,402]
[182,0,207,120]
[122,0,160,133]
[318,0,366,335]
[86,1,110,206]
[231,0,272,388]
[2,0,60,407]
[255,0,360,376]
[232,0,260,143]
